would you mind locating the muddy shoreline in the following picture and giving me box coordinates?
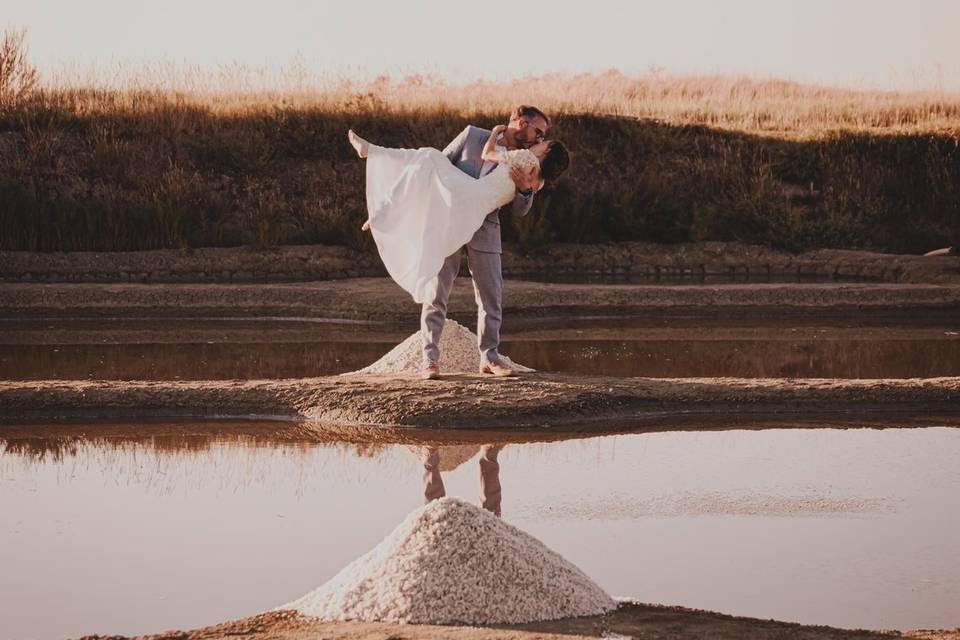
[77,603,960,640]
[3,373,959,427]
[4,241,958,285]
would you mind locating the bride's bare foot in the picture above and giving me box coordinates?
[361,220,371,231]
[348,129,369,159]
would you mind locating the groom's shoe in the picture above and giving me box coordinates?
[479,360,516,377]
[421,361,441,380]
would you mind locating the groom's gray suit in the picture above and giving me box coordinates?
[421,125,535,366]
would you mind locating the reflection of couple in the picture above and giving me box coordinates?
[349,106,569,380]
[413,445,504,517]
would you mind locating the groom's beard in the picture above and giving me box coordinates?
[505,129,530,150]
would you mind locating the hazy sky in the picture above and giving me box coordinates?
[4,0,960,91]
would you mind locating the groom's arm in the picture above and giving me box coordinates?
[509,165,536,217]
[445,124,533,215]
[510,189,535,218]
[442,126,470,164]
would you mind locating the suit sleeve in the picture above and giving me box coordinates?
[442,126,470,164]
[510,189,535,218]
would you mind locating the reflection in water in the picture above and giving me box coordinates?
[504,337,960,378]
[520,273,875,285]
[3,318,959,380]
[1,421,959,639]
[418,445,503,516]
[0,341,395,380]
[521,491,898,519]
[5,336,960,380]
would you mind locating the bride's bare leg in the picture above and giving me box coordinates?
[347,129,369,159]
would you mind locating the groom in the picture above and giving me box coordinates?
[421,105,549,380]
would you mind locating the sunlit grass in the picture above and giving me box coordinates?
[35,60,960,137]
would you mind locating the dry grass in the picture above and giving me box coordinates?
[40,59,960,137]
[2,31,959,254]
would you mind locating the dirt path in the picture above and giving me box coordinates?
[4,373,959,426]
[77,604,960,640]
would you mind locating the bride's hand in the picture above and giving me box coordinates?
[510,165,539,192]
[491,124,507,136]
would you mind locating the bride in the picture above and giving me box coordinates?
[347,126,569,303]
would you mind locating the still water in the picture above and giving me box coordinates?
[1,422,958,638]
[2,317,959,379]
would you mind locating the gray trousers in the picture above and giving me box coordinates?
[420,245,503,366]
[421,445,503,517]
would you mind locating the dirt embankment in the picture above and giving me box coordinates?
[2,241,958,284]
[76,603,960,640]
[3,373,959,427]
[3,279,959,322]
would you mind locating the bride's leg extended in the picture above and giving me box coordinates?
[347,129,370,158]
[348,129,430,163]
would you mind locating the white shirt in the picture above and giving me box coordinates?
[480,133,507,177]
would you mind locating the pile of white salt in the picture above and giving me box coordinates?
[276,497,616,625]
[344,319,534,376]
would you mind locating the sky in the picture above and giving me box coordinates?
[4,0,960,91]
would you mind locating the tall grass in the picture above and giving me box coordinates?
[1,31,958,254]
[38,58,960,136]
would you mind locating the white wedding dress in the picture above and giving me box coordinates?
[364,143,539,303]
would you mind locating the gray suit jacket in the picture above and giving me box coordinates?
[442,125,535,254]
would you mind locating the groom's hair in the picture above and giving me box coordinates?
[511,104,550,126]
[540,141,570,183]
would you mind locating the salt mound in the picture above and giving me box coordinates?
[277,497,615,625]
[344,319,534,376]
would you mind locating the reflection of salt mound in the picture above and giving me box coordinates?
[278,497,615,625]
[344,319,534,375]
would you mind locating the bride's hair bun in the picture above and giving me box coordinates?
[540,141,570,183]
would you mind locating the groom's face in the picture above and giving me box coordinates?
[515,115,549,149]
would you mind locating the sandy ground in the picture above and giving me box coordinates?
[3,279,960,322]
[75,604,960,640]
[3,373,959,426]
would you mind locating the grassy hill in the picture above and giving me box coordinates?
[1,63,958,254]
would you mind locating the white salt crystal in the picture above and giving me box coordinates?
[276,497,616,625]
[343,319,534,376]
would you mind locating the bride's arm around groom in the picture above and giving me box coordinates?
[441,125,537,219]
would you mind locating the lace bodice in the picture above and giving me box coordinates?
[500,148,539,173]
[477,148,540,212]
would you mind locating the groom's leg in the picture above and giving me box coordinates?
[421,447,446,504]
[478,444,503,517]
[466,246,503,364]
[421,249,462,365]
